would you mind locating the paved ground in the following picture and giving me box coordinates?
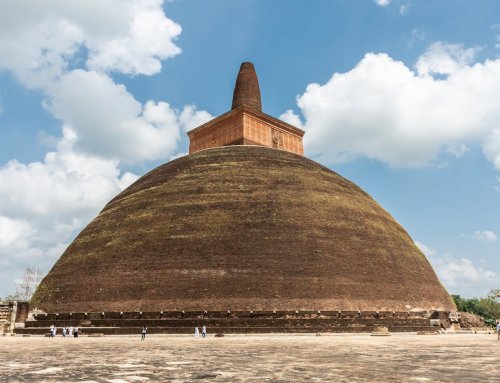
[1,333,499,382]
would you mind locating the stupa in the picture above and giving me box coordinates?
[26,62,455,334]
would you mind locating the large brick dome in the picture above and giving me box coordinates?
[32,145,455,313]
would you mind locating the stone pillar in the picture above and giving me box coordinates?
[8,301,17,333]
[14,301,29,329]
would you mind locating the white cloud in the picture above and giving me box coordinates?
[473,230,497,244]
[0,127,139,296]
[415,240,435,257]
[44,70,212,162]
[0,128,137,221]
[415,42,479,77]
[0,0,200,164]
[289,42,500,170]
[0,1,212,296]
[279,109,305,130]
[0,0,182,86]
[446,143,469,158]
[181,106,214,132]
[484,129,500,170]
[491,24,500,49]
[376,0,411,15]
[85,1,182,75]
[416,240,498,297]
[0,217,34,248]
[409,29,426,48]
[434,258,497,290]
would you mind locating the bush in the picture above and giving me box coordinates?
[452,289,500,325]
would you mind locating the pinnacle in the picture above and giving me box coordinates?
[231,62,262,112]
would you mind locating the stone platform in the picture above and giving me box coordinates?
[16,310,440,335]
[1,334,498,382]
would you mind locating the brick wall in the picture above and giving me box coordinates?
[188,107,304,155]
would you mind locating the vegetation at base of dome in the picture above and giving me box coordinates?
[452,289,500,325]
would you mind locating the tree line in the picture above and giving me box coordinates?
[452,289,500,325]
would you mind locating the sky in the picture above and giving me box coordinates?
[0,0,499,299]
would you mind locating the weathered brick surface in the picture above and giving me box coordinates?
[19,312,438,334]
[14,302,29,323]
[32,146,455,313]
[188,106,304,155]
[188,61,304,155]
[231,62,262,112]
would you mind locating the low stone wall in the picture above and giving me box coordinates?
[19,310,444,335]
[16,325,436,336]
[33,310,431,321]
[24,317,432,328]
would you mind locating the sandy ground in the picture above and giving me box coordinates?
[0,333,499,382]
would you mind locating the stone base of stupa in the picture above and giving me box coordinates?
[15,310,446,335]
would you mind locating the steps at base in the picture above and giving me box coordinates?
[16,325,437,335]
[23,317,431,328]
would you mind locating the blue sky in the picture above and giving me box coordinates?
[0,0,499,299]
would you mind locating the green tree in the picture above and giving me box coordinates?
[477,289,500,323]
[452,289,500,325]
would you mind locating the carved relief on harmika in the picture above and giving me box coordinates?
[271,128,283,149]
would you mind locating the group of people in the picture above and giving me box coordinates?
[140,325,207,340]
[194,325,207,338]
[49,324,79,338]
[47,320,500,340]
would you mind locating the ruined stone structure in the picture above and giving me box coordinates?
[0,301,29,333]
[25,62,455,334]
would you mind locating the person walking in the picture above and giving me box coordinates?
[49,324,54,338]
[68,326,73,337]
[194,326,199,338]
[141,325,147,341]
[62,326,67,338]
[202,325,207,338]
[74,326,79,338]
